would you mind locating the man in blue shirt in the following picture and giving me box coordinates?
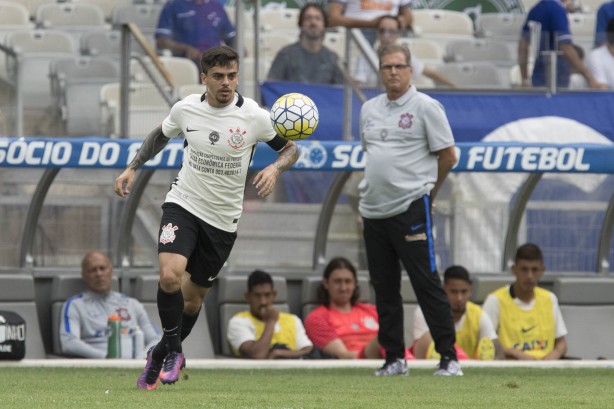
[519,0,606,89]
[156,0,236,66]
[595,1,614,46]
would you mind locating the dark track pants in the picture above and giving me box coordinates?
[362,195,457,362]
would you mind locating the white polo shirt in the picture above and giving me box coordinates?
[358,85,455,219]
[162,93,276,232]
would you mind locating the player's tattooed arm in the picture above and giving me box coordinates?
[127,125,170,170]
[273,139,298,172]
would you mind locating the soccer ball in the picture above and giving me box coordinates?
[270,93,319,140]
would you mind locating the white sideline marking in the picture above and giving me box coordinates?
[1,359,613,369]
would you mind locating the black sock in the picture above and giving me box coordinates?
[180,308,201,342]
[157,284,183,353]
[151,340,167,362]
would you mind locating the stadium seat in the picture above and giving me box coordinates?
[80,30,122,58]
[50,274,119,356]
[568,13,596,52]
[519,0,540,12]
[259,7,300,32]
[0,1,33,78]
[49,56,119,136]
[445,39,516,67]
[300,275,370,319]
[68,0,132,22]
[578,0,607,13]
[217,275,290,356]
[0,273,46,358]
[412,10,474,39]
[470,274,512,303]
[3,29,78,109]
[260,32,295,62]
[323,29,346,60]
[130,55,200,88]
[100,82,171,138]
[553,277,614,359]
[397,38,446,64]
[178,83,205,99]
[2,0,55,19]
[475,13,526,41]
[133,275,214,359]
[110,3,162,35]
[436,62,510,89]
[35,3,110,43]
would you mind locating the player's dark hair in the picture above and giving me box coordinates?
[444,265,471,285]
[607,17,614,45]
[377,15,401,31]
[298,3,328,27]
[316,257,360,306]
[247,269,274,292]
[379,43,412,66]
[515,243,543,263]
[201,45,239,74]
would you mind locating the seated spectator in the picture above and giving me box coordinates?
[519,0,606,89]
[327,0,413,44]
[227,270,313,359]
[155,0,236,67]
[267,3,345,85]
[586,18,614,89]
[595,0,614,46]
[353,15,456,88]
[482,243,568,360]
[412,265,504,360]
[59,251,159,358]
[304,257,413,359]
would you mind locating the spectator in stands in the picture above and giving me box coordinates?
[482,243,568,360]
[59,251,159,359]
[518,0,607,89]
[595,0,614,46]
[586,18,614,89]
[412,265,504,360]
[155,0,236,67]
[353,15,457,88]
[305,257,404,359]
[359,43,459,377]
[267,3,345,85]
[227,270,313,359]
[327,0,414,43]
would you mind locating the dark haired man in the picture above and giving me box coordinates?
[412,265,504,360]
[267,3,344,84]
[483,243,568,360]
[227,270,313,359]
[115,46,298,389]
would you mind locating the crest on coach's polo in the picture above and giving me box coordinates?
[399,113,413,129]
[159,223,178,244]
[227,127,246,149]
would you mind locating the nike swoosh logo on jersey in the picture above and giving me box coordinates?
[521,325,536,333]
[186,127,199,132]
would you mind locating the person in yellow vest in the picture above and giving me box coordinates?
[483,243,568,360]
[227,270,313,359]
[412,265,504,360]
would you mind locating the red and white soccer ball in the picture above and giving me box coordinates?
[270,93,319,140]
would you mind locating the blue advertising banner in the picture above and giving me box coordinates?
[1,137,613,174]
[260,82,614,143]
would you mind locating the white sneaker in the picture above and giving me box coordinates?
[374,358,409,376]
[433,359,463,376]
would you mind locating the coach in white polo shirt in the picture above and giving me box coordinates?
[114,46,299,390]
[359,43,460,377]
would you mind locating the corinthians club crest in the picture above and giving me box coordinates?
[159,223,178,244]
[399,113,413,129]
[228,127,246,149]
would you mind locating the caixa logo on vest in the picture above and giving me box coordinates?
[0,311,26,359]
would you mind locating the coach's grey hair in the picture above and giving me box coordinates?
[378,43,412,67]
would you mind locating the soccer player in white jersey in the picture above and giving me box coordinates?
[114,46,298,390]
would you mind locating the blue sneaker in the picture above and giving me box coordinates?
[159,351,185,384]
[136,347,163,390]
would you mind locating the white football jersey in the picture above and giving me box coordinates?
[162,93,277,232]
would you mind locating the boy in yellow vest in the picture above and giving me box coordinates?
[227,270,313,358]
[412,266,504,360]
[482,243,568,360]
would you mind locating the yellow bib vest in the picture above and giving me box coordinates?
[455,301,482,359]
[494,286,555,359]
[232,311,298,357]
